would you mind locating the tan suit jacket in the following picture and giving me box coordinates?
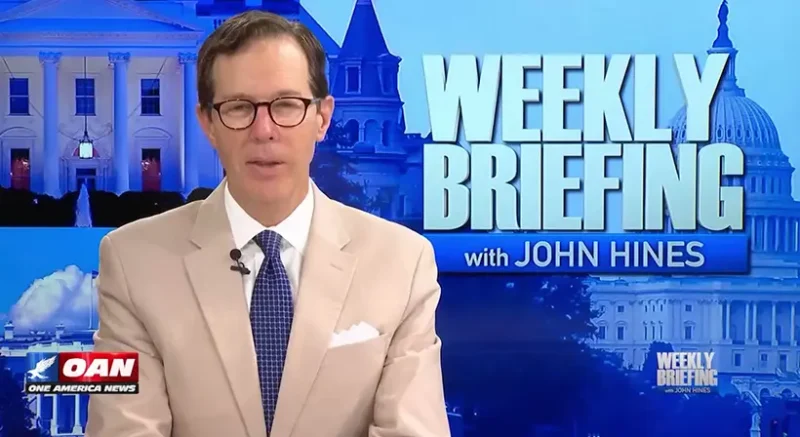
[85,181,450,437]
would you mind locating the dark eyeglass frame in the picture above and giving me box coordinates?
[210,96,321,130]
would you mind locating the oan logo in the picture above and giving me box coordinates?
[24,351,140,395]
[58,352,139,383]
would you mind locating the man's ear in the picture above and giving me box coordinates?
[196,103,217,148]
[315,96,335,142]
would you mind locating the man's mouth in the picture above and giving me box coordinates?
[247,160,283,167]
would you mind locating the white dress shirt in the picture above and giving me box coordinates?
[224,181,314,310]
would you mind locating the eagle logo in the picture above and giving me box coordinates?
[27,355,57,380]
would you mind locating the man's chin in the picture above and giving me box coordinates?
[247,179,296,203]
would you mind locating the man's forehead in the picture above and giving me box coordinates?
[212,37,312,97]
[216,88,308,101]
[216,36,308,67]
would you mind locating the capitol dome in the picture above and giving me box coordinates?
[671,94,783,153]
[670,0,791,173]
[667,0,800,274]
[670,87,794,190]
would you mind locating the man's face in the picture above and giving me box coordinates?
[198,36,333,206]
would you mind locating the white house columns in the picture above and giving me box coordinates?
[39,51,61,198]
[106,51,200,194]
[179,52,199,194]
[109,52,130,194]
[27,52,204,194]
[31,393,86,433]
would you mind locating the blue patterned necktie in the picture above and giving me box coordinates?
[251,230,294,433]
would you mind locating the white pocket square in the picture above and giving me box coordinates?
[329,322,380,349]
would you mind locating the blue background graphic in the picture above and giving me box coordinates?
[0,0,799,436]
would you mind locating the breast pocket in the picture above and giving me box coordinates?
[325,332,391,363]
[301,332,393,433]
[317,332,392,384]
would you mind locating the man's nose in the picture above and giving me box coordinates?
[250,106,279,140]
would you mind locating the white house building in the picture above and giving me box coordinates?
[0,0,346,198]
[0,0,425,223]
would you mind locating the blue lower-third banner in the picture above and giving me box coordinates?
[423,233,750,274]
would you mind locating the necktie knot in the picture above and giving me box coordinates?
[254,230,282,259]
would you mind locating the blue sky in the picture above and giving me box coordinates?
[0,228,108,311]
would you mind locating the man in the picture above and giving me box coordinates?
[85,10,450,437]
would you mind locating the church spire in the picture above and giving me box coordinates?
[330,0,401,99]
[338,0,396,60]
[708,0,744,96]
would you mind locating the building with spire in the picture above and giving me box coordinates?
[588,0,800,417]
[326,0,425,226]
[668,0,800,278]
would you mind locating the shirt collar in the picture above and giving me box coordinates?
[224,180,314,253]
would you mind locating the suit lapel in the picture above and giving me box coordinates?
[270,184,356,437]
[184,183,267,437]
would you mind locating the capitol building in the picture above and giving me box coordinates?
[589,1,800,403]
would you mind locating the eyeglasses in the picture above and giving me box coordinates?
[210,97,320,130]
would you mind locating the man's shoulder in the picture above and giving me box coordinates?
[330,200,432,260]
[104,200,203,247]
